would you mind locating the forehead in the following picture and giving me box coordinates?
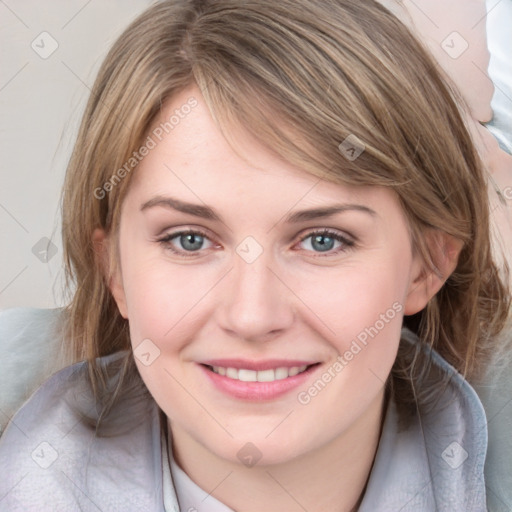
[126,85,399,216]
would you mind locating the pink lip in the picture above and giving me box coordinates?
[198,361,321,401]
[200,358,318,371]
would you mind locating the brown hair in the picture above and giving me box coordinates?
[60,0,510,431]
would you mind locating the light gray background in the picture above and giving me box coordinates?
[0,0,151,309]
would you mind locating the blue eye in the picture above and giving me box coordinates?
[157,228,354,258]
[158,229,212,257]
[298,229,354,256]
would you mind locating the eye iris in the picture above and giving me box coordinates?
[181,233,203,251]
[312,234,335,252]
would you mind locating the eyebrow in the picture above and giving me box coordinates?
[140,195,377,223]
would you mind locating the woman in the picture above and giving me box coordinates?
[0,1,509,510]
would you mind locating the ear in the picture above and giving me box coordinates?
[404,230,463,315]
[92,228,128,319]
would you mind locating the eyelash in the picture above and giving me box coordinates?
[157,228,355,258]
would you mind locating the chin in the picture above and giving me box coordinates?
[225,429,317,468]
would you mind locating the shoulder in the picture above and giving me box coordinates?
[0,350,165,511]
[414,331,488,511]
[471,327,512,511]
[405,327,489,492]
[0,307,68,430]
[360,328,488,511]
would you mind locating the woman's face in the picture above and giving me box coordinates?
[106,84,426,465]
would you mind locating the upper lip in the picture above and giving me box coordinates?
[200,359,319,371]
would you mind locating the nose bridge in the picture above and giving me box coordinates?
[235,249,272,299]
[219,243,293,340]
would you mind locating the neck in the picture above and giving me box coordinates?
[168,388,388,512]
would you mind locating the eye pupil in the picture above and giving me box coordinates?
[312,234,334,252]
[181,233,203,251]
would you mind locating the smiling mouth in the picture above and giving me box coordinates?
[202,363,319,382]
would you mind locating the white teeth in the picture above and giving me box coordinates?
[257,369,275,382]
[226,367,238,379]
[210,365,310,381]
[238,369,257,382]
[274,367,289,380]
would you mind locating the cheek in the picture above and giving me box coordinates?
[299,256,409,346]
[293,254,411,417]
[119,251,208,413]
[290,260,407,434]
[119,239,208,343]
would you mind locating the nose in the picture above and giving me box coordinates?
[217,249,295,342]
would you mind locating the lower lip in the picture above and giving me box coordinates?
[198,364,320,401]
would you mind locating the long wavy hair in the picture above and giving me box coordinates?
[60,0,510,433]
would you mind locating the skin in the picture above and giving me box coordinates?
[94,85,459,512]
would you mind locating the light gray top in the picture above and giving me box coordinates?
[0,327,488,511]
